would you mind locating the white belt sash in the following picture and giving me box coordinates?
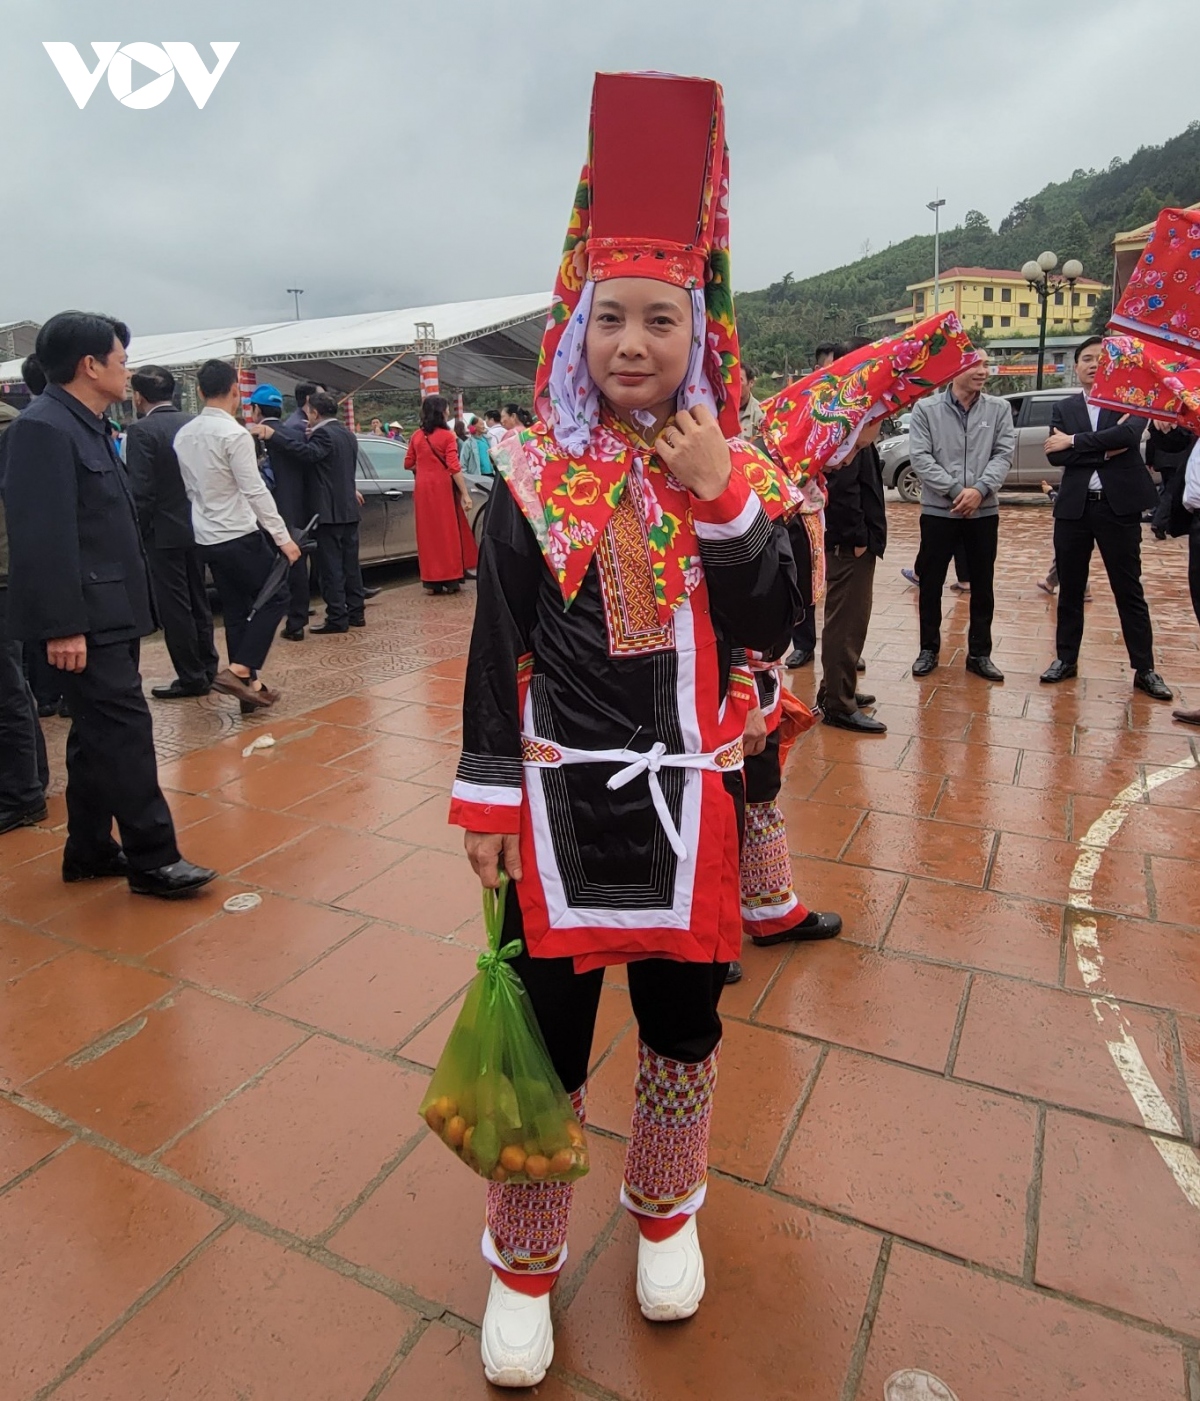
[520,735,744,861]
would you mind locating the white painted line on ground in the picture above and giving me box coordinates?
[1069,756,1200,1211]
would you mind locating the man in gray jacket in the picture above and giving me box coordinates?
[908,354,1014,681]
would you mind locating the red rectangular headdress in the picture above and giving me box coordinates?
[1110,207,1200,354]
[757,312,983,481]
[1091,333,1200,427]
[536,72,741,440]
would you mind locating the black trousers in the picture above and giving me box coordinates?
[744,729,783,806]
[503,889,726,1096]
[1054,500,1154,671]
[914,535,970,585]
[1191,514,1200,630]
[57,639,179,871]
[202,532,289,674]
[789,517,817,654]
[0,602,48,819]
[148,545,219,689]
[918,513,999,656]
[23,639,63,710]
[818,546,876,718]
[284,555,310,632]
[316,523,366,628]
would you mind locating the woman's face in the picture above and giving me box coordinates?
[585,278,693,417]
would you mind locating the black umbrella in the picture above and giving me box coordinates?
[247,515,319,620]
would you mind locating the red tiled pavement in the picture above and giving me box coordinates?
[2,510,1199,1398]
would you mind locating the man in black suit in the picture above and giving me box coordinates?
[1040,336,1172,699]
[253,390,365,633]
[0,311,216,896]
[254,381,318,641]
[125,365,219,699]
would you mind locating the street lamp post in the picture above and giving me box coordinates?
[927,196,946,313]
[287,288,304,321]
[1021,252,1084,389]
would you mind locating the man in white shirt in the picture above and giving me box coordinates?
[1173,439,1200,726]
[173,360,301,711]
[484,408,505,447]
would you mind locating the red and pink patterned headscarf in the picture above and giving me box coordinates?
[1110,207,1200,354]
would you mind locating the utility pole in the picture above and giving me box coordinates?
[287,288,304,320]
[927,196,946,314]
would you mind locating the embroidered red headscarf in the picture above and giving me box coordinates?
[1110,207,1200,355]
[758,312,984,483]
[1091,333,1200,426]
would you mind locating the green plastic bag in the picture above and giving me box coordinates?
[419,875,589,1185]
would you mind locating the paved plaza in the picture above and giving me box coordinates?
[2,501,1199,1401]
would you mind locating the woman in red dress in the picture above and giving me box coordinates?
[405,395,479,593]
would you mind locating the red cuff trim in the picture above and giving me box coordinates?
[492,1267,559,1297]
[632,1211,691,1242]
[448,799,521,833]
[690,465,752,524]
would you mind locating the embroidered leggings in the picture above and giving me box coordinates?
[484,898,726,1281]
[739,734,807,937]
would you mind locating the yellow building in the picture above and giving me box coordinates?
[886,266,1107,338]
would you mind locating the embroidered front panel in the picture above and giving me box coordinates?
[622,1041,719,1217]
[595,473,676,657]
[740,801,796,913]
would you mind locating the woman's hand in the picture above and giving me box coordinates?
[656,405,732,501]
[465,832,522,889]
[743,704,767,756]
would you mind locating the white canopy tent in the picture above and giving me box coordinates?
[0,293,552,397]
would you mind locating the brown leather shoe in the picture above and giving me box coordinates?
[239,682,279,715]
[1172,706,1200,727]
[212,668,272,708]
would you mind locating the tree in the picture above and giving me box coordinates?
[964,209,991,232]
[998,199,1032,235]
[1089,289,1113,334]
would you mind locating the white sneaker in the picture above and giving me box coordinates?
[480,1274,554,1388]
[636,1215,706,1321]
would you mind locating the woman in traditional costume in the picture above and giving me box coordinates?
[450,71,799,1387]
[405,394,478,593]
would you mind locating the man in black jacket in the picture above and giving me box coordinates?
[0,312,215,896]
[253,390,364,633]
[817,422,888,733]
[1041,336,1172,699]
[126,365,219,699]
[250,382,313,641]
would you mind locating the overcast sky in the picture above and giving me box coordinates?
[3,0,1199,335]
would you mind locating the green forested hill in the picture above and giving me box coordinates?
[738,121,1200,377]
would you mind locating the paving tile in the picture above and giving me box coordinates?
[989,830,1150,918]
[332,1128,625,1323]
[587,1020,821,1184]
[0,918,63,978]
[900,736,1020,785]
[0,821,63,869]
[954,975,1181,1125]
[52,1225,415,1401]
[777,1049,1035,1270]
[859,1243,1183,1401]
[237,825,410,903]
[963,713,1077,754]
[885,879,1062,984]
[1107,799,1200,861]
[801,726,914,771]
[264,922,476,1050]
[162,1036,425,1237]
[378,791,463,852]
[775,796,862,860]
[157,744,259,795]
[29,988,304,1155]
[807,762,943,817]
[302,693,406,727]
[379,672,465,709]
[38,877,236,957]
[933,775,1072,840]
[289,773,438,832]
[1016,750,1144,799]
[1073,724,1198,765]
[368,702,462,739]
[780,855,906,948]
[1063,913,1200,1016]
[866,702,974,741]
[719,937,792,1019]
[377,1321,588,1400]
[337,846,482,934]
[169,805,315,872]
[842,810,994,885]
[558,1175,880,1401]
[211,757,350,812]
[0,848,113,925]
[148,895,367,1003]
[1151,853,1200,929]
[756,941,966,1072]
[1037,1109,1200,1335]
[1,949,171,1089]
[331,732,460,784]
[1146,761,1200,808]
[0,1096,70,1187]
[0,1143,222,1397]
[271,722,373,766]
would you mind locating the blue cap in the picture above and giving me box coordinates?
[248,384,283,408]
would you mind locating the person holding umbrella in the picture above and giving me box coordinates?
[173,360,301,711]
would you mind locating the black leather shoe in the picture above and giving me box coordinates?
[151,680,210,699]
[349,617,367,628]
[311,623,349,635]
[0,802,48,836]
[1040,659,1078,684]
[856,657,867,673]
[966,655,1004,682]
[751,910,843,947]
[63,850,129,883]
[785,648,813,669]
[1134,669,1173,701]
[36,700,59,718]
[128,859,218,900]
[822,708,888,734]
[362,585,381,599]
[911,649,939,677]
[280,626,305,642]
[723,960,743,985]
[855,692,876,707]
